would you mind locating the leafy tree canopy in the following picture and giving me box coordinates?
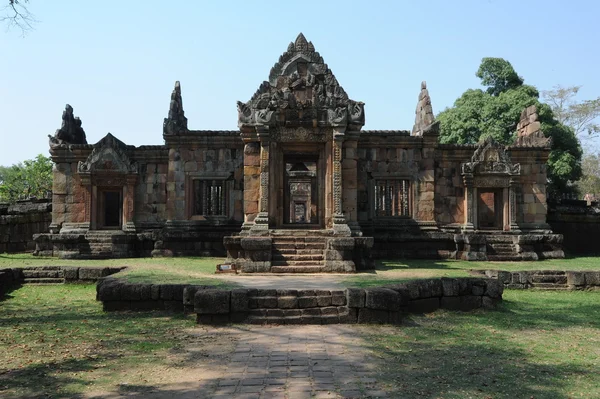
[576,153,600,199]
[438,57,582,196]
[0,154,53,203]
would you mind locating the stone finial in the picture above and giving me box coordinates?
[163,81,188,135]
[515,105,551,147]
[412,81,436,136]
[48,104,88,148]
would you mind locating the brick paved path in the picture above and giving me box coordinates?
[210,325,388,399]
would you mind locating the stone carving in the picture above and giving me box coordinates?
[49,104,88,148]
[412,82,436,136]
[78,133,138,176]
[461,137,520,177]
[237,33,365,132]
[515,105,551,147]
[163,81,188,135]
[271,127,327,143]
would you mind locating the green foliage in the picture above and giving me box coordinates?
[438,57,582,196]
[476,57,524,96]
[0,154,53,203]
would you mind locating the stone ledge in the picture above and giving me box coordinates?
[470,269,600,290]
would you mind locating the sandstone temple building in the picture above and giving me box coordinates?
[34,34,564,271]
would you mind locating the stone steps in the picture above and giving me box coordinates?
[272,243,326,250]
[22,270,62,278]
[272,254,324,262]
[272,260,324,267]
[23,277,65,284]
[246,306,351,324]
[271,266,326,273]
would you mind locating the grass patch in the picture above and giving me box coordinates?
[0,253,236,286]
[362,289,600,398]
[0,284,199,398]
[345,256,600,288]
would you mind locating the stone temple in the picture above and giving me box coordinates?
[34,34,564,270]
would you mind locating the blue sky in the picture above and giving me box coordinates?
[1,0,599,165]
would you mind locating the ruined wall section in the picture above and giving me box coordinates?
[510,148,549,227]
[0,200,52,252]
[133,146,169,228]
[435,146,471,226]
[50,146,91,232]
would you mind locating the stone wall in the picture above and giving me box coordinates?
[547,200,600,254]
[96,277,503,325]
[472,269,600,290]
[0,200,52,253]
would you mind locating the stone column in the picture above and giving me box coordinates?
[342,133,361,236]
[250,129,270,235]
[241,142,260,234]
[509,177,521,232]
[462,175,475,232]
[123,175,137,232]
[332,128,351,236]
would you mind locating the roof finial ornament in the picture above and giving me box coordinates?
[295,33,308,52]
[412,81,437,136]
[48,104,88,148]
[163,81,188,135]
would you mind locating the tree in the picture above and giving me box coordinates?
[542,85,600,143]
[0,154,53,203]
[438,57,582,197]
[576,153,600,200]
[2,0,35,34]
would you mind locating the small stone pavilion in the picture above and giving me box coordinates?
[35,34,564,270]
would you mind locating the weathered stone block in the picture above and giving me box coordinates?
[331,294,346,306]
[61,266,79,281]
[183,286,203,306]
[278,296,298,309]
[407,298,440,314]
[298,296,318,308]
[317,295,332,307]
[441,278,459,297]
[566,271,585,286]
[276,289,298,297]
[194,289,230,314]
[231,289,249,312]
[339,307,358,323]
[365,288,400,311]
[257,296,278,308]
[346,288,365,308]
[585,272,600,286]
[484,279,503,299]
[440,296,482,311]
[79,267,108,280]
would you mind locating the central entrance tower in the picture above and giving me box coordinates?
[225,33,373,272]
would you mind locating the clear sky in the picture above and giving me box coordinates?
[1,0,599,166]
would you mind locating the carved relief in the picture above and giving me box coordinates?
[78,133,138,177]
[163,81,188,135]
[461,137,520,182]
[237,33,365,131]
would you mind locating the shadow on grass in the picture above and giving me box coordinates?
[366,290,600,398]
[376,259,465,271]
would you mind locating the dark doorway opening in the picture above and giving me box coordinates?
[284,156,319,226]
[98,189,122,229]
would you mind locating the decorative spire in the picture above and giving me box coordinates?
[48,104,87,148]
[163,81,188,135]
[412,81,436,136]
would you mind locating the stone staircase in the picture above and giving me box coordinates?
[485,235,521,261]
[271,236,326,273]
[21,266,65,284]
[81,231,130,259]
[244,289,350,325]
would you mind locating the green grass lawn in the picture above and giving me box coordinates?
[0,253,235,286]
[0,284,199,398]
[345,256,600,288]
[363,289,600,399]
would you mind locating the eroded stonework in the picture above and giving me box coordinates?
[36,33,563,266]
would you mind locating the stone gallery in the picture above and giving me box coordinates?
[34,34,564,271]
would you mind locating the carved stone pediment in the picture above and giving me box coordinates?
[461,137,520,181]
[78,133,138,176]
[237,33,365,131]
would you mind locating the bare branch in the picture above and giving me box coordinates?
[2,0,36,35]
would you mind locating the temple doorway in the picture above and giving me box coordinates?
[97,189,122,229]
[283,156,319,226]
[477,189,503,230]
